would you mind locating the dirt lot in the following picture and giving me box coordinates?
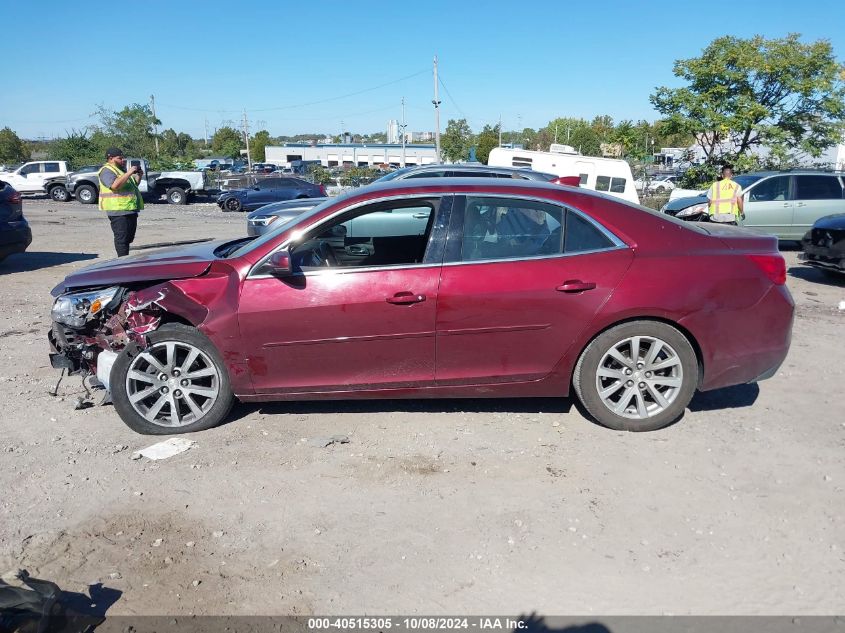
[1,197,843,616]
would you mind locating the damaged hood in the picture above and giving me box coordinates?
[52,239,232,296]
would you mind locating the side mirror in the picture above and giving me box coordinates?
[253,186,261,190]
[267,249,293,276]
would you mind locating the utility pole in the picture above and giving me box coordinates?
[204,117,209,148]
[400,97,407,168]
[149,94,160,156]
[554,124,558,144]
[242,109,252,171]
[498,115,502,147]
[432,55,441,162]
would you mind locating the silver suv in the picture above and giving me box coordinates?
[664,170,845,239]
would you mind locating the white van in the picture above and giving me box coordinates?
[488,146,639,204]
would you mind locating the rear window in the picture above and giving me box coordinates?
[796,175,843,200]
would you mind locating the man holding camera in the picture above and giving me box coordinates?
[97,147,144,257]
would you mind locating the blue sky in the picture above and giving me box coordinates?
[3,0,844,140]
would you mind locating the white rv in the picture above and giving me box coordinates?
[488,145,639,204]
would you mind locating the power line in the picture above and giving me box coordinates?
[438,75,468,120]
[157,69,429,114]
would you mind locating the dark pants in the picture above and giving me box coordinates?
[108,213,138,257]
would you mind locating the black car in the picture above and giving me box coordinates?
[0,180,32,263]
[217,177,327,212]
[800,213,845,277]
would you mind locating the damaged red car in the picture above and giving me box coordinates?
[48,179,794,434]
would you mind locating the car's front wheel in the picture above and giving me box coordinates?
[573,321,698,431]
[111,324,234,434]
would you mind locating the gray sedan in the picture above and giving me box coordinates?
[246,198,328,236]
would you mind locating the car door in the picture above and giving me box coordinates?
[791,175,845,240]
[247,177,283,208]
[15,163,42,193]
[435,195,633,386]
[237,195,451,394]
[741,175,794,237]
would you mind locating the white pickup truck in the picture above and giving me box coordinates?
[65,158,218,205]
[0,161,69,194]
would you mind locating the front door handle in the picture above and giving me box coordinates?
[556,280,596,293]
[386,292,426,305]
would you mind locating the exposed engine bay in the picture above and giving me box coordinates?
[48,285,170,387]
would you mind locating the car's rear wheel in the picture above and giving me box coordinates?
[49,185,70,202]
[111,324,234,434]
[223,197,242,212]
[166,186,188,205]
[573,321,698,432]
[76,184,97,204]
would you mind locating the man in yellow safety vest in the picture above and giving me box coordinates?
[98,147,144,256]
[705,163,744,225]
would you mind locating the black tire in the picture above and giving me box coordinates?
[223,197,242,212]
[166,186,188,205]
[572,320,698,432]
[111,323,234,435]
[49,185,70,202]
[75,184,98,204]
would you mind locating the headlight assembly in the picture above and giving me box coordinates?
[51,286,122,328]
[677,203,708,218]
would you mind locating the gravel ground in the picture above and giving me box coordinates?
[0,197,843,616]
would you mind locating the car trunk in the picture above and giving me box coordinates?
[696,223,779,253]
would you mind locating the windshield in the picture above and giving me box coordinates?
[373,167,416,182]
[734,175,764,189]
[227,196,338,258]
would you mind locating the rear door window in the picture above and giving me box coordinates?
[43,162,61,173]
[795,175,843,200]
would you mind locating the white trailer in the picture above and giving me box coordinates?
[488,146,639,204]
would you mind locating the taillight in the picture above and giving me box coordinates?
[319,185,327,196]
[9,192,22,204]
[747,254,786,285]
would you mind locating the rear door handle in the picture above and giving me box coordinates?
[556,280,596,293]
[796,202,806,207]
[386,292,426,305]
[412,212,430,219]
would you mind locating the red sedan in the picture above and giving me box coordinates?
[48,179,794,434]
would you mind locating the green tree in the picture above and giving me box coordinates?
[0,127,29,164]
[474,124,500,164]
[211,126,243,159]
[159,128,194,158]
[651,34,845,164]
[441,118,473,162]
[250,130,271,162]
[95,103,160,158]
[48,130,104,168]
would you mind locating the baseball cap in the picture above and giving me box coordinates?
[106,147,125,158]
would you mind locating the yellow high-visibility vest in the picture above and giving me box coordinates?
[707,179,741,220]
[98,163,144,214]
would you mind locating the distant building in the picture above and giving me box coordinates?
[265,143,439,168]
[387,120,400,144]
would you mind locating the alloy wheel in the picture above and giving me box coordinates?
[125,341,221,427]
[594,336,684,420]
